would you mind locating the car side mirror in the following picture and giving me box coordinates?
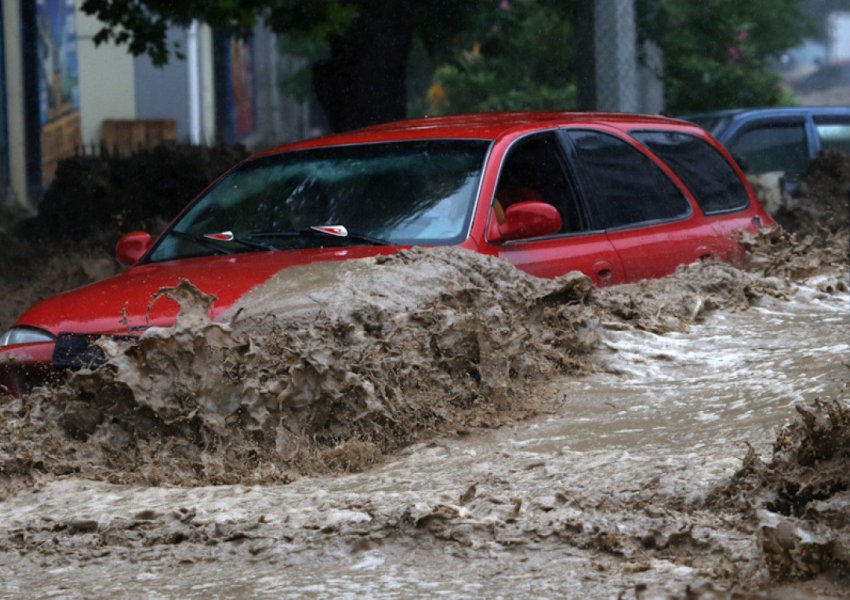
[115,231,153,266]
[489,201,562,242]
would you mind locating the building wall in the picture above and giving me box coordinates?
[0,5,8,193]
[199,26,216,145]
[215,27,316,148]
[253,29,314,145]
[2,1,28,209]
[133,27,191,140]
[75,3,136,146]
[3,3,312,210]
[133,23,216,145]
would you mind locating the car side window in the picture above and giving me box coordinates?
[632,130,749,215]
[727,121,808,179]
[564,129,690,230]
[495,132,586,235]
[815,117,850,155]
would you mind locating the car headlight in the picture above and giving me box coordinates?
[0,326,56,347]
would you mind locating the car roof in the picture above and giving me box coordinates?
[680,105,850,139]
[257,111,698,156]
[683,105,850,119]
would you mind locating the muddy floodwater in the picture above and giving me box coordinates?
[1,273,847,598]
[3,151,848,598]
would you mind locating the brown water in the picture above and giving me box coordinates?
[3,156,848,598]
[0,268,847,598]
[4,239,835,489]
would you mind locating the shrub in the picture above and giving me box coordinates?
[19,143,248,244]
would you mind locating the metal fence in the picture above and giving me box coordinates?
[577,0,664,114]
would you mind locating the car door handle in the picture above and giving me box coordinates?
[695,245,716,262]
[593,259,614,283]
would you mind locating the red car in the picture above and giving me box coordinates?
[0,112,773,392]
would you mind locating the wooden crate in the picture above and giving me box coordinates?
[41,112,82,186]
[101,119,178,155]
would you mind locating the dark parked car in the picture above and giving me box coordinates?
[683,106,850,184]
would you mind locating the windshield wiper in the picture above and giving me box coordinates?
[250,226,390,246]
[169,230,277,253]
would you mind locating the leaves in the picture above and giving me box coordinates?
[421,0,578,114]
[638,0,811,113]
[80,0,357,66]
[80,0,812,124]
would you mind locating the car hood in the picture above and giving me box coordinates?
[14,246,405,336]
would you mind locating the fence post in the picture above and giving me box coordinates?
[577,0,664,113]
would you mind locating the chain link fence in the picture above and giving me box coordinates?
[578,0,664,114]
[593,0,639,112]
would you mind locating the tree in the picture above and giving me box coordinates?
[419,0,810,116]
[80,0,486,132]
[419,0,578,115]
[83,0,812,130]
[637,0,812,113]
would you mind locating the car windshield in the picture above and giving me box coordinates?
[146,139,490,262]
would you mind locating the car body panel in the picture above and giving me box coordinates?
[558,122,720,280]
[494,231,625,283]
[13,244,409,339]
[604,218,708,281]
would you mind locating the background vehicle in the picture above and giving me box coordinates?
[0,112,774,393]
[683,106,850,186]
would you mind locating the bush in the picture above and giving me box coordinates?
[19,143,248,244]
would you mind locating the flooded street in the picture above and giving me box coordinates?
[1,279,847,598]
[0,1,847,595]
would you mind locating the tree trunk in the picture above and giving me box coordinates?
[312,3,415,132]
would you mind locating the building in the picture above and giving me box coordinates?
[1,0,321,213]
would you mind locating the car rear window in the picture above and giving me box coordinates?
[564,129,690,230]
[632,130,749,215]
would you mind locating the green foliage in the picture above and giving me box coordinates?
[422,0,809,116]
[277,34,330,100]
[81,0,488,130]
[419,0,577,115]
[80,0,357,66]
[82,0,811,124]
[21,143,248,243]
[275,1,490,106]
[638,0,812,113]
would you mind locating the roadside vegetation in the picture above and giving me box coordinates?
[81,0,811,130]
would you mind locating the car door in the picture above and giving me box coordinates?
[562,128,715,282]
[488,131,625,285]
